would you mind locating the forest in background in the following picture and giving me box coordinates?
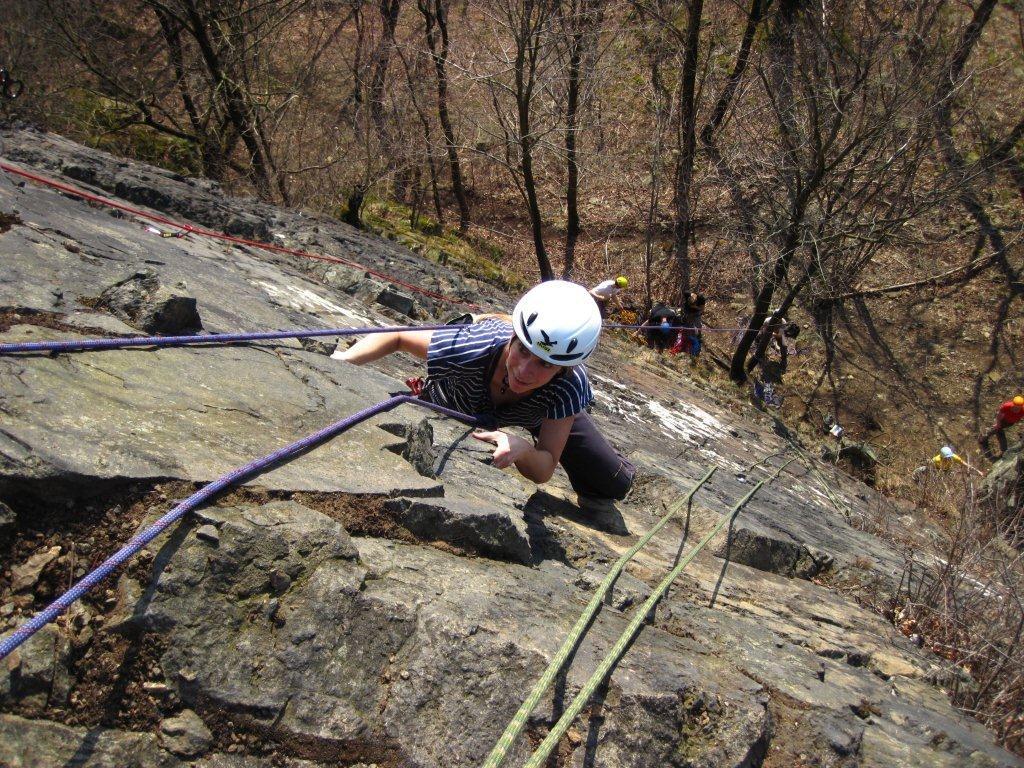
[2,0,1020,430]
[1,0,1023,749]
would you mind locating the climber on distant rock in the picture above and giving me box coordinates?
[932,445,970,472]
[332,280,636,517]
[979,395,1024,460]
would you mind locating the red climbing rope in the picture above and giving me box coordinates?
[0,161,480,310]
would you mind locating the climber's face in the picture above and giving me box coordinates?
[505,338,560,393]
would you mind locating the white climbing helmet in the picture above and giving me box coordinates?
[512,280,602,366]
[940,446,955,459]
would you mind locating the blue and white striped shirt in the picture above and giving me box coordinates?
[423,319,593,429]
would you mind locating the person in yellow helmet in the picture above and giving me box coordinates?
[979,395,1024,460]
[589,276,628,318]
[931,445,968,471]
[912,445,981,483]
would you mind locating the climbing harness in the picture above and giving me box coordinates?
[0,161,479,309]
[503,459,795,768]
[0,323,455,356]
[0,395,484,663]
[482,467,717,768]
[0,68,23,100]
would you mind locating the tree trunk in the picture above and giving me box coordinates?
[728,0,801,382]
[516,0,554,280]
[698,0,765,288]
[561,0,586,279]
[669,0,704,302]
[520,112,554,280]
[342,186,367,228]
[421,0,471,232]
[180,0,277,201]
[729,224,801,382]
[371,0,402,139]
[642,53,673,314]
[397,40,446,225]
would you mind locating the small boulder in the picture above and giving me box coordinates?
[195,524,220,546]
[97,268,202,335]
[269,569,292,594]
[11,545,61,593]
[376,288,417,318]
[159,708,213,758]
[402,418,438,479]
[384,496,532,563]
[980,441,1023,531]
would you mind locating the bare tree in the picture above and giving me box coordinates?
[478,0,560,279]
[37,0,317,202]
[698,0,769,294]
[419,0,472,231]
[557,0,607,278]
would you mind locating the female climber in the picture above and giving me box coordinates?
[332,280,635,506]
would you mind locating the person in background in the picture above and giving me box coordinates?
[932,445,971,471]
[589,276,628,318]
[645,303,680,353]
[670,293,705,357]
[979,395,1024,460]
[332,280,635,517]
[747,313,800,376]
[913,445,982,482]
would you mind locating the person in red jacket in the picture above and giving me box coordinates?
[979,395,1024,459]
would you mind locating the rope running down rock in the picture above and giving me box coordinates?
[0,395,484,662]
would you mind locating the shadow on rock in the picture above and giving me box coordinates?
[526,489,629,537]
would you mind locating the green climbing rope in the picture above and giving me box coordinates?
[521,459,794,768]
[481,467,717,768]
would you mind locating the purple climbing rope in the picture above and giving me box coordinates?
[0,324,456,356]
[0,395,482,662]
[0,320,770,357]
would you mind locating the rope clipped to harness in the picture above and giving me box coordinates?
[0,395,483,662]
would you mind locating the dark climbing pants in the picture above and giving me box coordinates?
[979,426,1009,460]
[532,411,636,500]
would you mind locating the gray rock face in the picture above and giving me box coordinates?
[10,544,61,592]
[0,501,14,534]
[981,440,1023,526]
[375,288,417,318]
[384,495,533,562]
[133,502,769,767]
[0,714,181,768]
[2,127,1023,768]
